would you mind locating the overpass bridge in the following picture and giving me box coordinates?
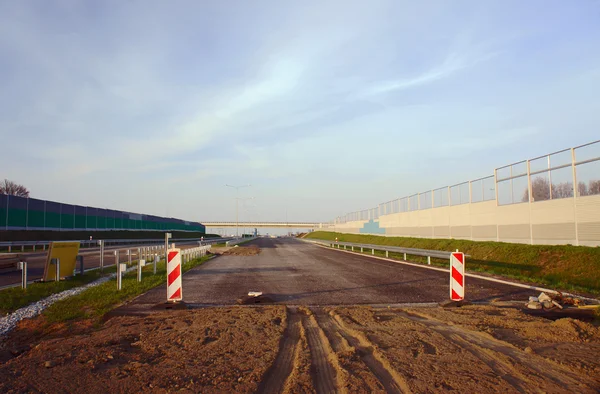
[203,222,320,228]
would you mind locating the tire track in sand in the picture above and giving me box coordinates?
[299,307,345,394]
[398,311,598,393]
[257,307,302,394]
[326,309,412,394]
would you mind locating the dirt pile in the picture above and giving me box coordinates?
[221,245,260,256]
[1,305,599,393]
[0,307,285,393]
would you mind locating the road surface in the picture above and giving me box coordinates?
[119,237,535,311]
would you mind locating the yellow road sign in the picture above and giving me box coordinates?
[43,241,80,281]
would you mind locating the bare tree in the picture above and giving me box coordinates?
[551,182,573,199]
[578,182,589,197]
[589,180,600,196]
[522,177,551,202]
[0,179,30,198]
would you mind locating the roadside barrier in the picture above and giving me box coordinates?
[450,251,465,301]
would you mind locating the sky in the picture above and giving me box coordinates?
[1,0,599,226]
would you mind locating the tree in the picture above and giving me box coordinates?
[551,182,573,199]
[0,179,30,198]
[578,182,589,197]
[522,177,551,202]
[589,180,600,196]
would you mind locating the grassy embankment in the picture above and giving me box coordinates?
[306,231,600,295]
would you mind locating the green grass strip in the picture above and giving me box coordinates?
[42,255,211,324]
[0,271,106,315]
[307,231,600,294]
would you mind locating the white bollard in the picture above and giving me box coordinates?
[117,263,127,290]
[137,259,146,282]
[18,261,27,289]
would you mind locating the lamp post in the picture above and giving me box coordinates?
[225,184,251,237]
[241,201,257,238]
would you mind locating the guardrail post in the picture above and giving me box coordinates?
[154,254,158,274]
[427,256,431,265]
[403,253,407,260]
[372,248,374,255]
[117,262,123,290]
[128,250,132,266]
[99,240,105,272]
[18,261,27,289]
[77,255,84,275]
[351,246,354,251]
[386,250,389,258]
[50,258,60,282]
[8,244,11,252]
[137,259,145,282]
[114,250,118,268]
[361,247,363,252]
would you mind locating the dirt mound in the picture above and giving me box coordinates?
[1,305,599,393]
[1,307,285,393]
[222,245,260,256]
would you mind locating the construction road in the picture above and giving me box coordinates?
[119,237,536,311]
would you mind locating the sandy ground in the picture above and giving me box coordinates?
[1,304,599,393]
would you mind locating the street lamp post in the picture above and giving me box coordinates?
[225,184,251,238]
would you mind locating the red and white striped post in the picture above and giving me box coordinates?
[167,248,183,302]
[450,251,465,301]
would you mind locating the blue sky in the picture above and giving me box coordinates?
[1,0,599,224]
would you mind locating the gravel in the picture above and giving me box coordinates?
[0,267,135,337]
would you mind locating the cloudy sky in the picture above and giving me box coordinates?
[1,0,599,225]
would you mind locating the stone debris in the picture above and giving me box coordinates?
[527,301,542,310]
[248,291,263,297]
[525,291,594,311]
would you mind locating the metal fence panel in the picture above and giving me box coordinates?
[46,201,61,228]
[27,198,46,228]
[0,194,7,229]
[419,191,432,210]
[74,205,86,229]
[61,204,75,230]
[7,195,27,228]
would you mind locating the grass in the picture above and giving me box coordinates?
[307,231,600,295]
[0,270,106,315]
[42,254,212,324]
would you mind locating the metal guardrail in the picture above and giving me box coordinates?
[0,237,232,253]
[305,239,469,264]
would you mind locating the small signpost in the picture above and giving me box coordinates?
[450,251,465,301]
[167,248,182,302]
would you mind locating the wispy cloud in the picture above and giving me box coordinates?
[367,51,500,96]
[1,1,599,223]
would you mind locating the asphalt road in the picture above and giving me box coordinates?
[120,237,536,311]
